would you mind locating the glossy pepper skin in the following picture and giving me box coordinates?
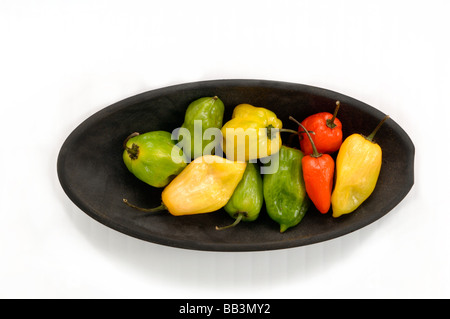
[293,119,334,214]
[331,116,389,218]
[217,162,263,230]
[263,146,310,233]
[123,131,187,188]
[299,101,343,155]
[180,96,225,159]
[161,155,247,216]
[303,154,334,214]
[221,104,283,162]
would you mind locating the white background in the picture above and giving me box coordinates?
[1,0,449,299]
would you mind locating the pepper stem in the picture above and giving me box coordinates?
[366,115,390,142]
[289,116,321,158]
[267,125,314,139]
[288,116,316,142]
[326,101,341,129]
[279,128,300,135]
[123,132,140,149]
[123,198,167,214]
[288,116,301,127]
[123,132,140,160]
[215,213,244,230]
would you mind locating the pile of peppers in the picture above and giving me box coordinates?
[122,96,389,233]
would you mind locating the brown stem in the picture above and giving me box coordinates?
[326,101,341,129]
[289,116,321,158]
[366,115,390,142]
[123,132,140,160]
[123,132,140,149]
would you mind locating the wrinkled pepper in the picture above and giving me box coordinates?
[298,101,343,155]
[123,131,187,188]
[179,96,225,159]
[221,104,286,162]
[263,146,310,232]
[291,118,334,214]
[331,115,389,218]
[124,155,247,216]
[216,162,263,230]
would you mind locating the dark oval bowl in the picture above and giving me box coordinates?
[57,79,415,251]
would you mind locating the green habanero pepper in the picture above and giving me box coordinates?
[123,131,187,188]
[263,145,310,233]
[216,162,264,230]
[179,96,225,159]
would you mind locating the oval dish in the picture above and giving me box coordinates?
[57,79,415,251]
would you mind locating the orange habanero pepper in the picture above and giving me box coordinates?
[298,101,343,155]
[290,116,335,214]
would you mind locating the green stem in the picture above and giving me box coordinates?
[267,126,314,140]
[123,198,167,214]
[215,213,244,230]
[366,115,390,142]
[326,101,340,129]
[289,116,321,158]
[288,116,305,130]
[279,128,300,135]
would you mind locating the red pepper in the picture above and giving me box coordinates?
[298,101,343,155]
[290,116,335,214]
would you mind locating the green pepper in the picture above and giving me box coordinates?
[179,96,225,159]
[263,145,310,233]
[216,162,264,230]
[123,131,187,188]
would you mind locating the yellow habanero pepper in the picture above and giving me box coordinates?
[331,116,389,218]
[221,104,287,162]
[124,155,247,216]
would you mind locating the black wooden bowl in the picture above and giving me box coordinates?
[57,79,415,251]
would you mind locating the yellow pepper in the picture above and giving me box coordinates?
[221,104,284,161]
[331,116,389,218]
[163,155,246,215]
[124,155,247,216]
